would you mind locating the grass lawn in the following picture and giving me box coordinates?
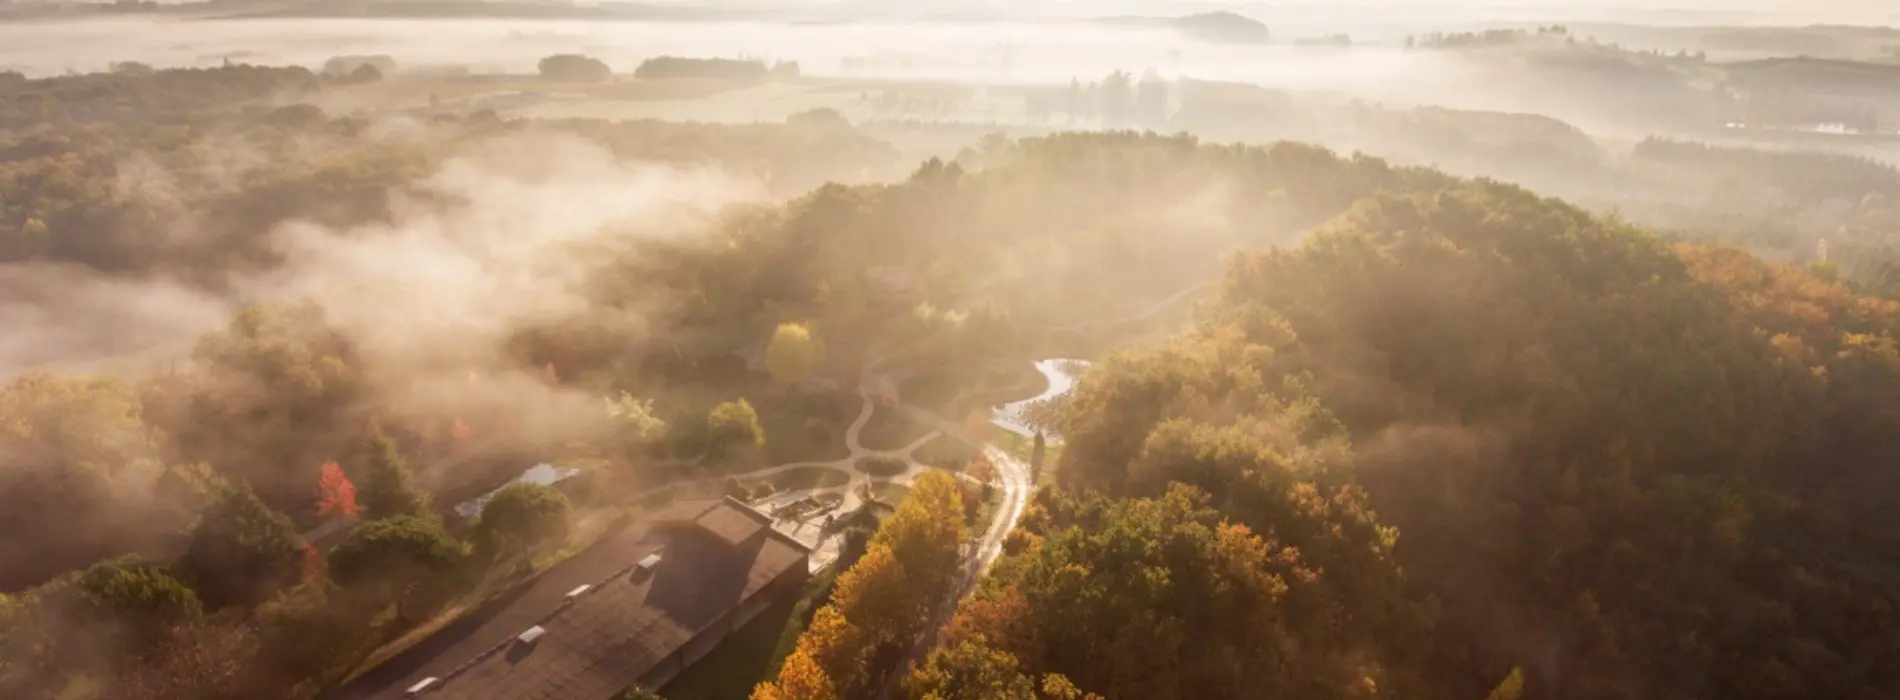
[755,392,855,465]
[857,404,932,451]
[982,363,1053,406]
[903,363,1050,421]
[669,370,853,469]
[899,370,963,415]
[914,434,978,470]
[757,466,852,492]
[867,481,911,507]
[989,426,1035,461]
[660,568,838,700]
[855,456,908,478]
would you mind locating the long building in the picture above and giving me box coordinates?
[331,496,811,700]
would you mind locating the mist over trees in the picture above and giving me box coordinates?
[634,56,770,82]
[537,53,612,82]
[2,42,1900,700]
[933,178,1900,699]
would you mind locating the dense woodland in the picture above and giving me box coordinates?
[1,64,1899,700]
[898,182,1900,699]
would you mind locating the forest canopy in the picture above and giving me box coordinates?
[949,179,1900,699]
[3,61,1899,700]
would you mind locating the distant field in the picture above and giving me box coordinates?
[326,72,1043,126]
[324,74,757,110]
[517,82,849,122]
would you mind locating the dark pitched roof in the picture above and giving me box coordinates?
[330,498,809,700]
[665,497,772,548]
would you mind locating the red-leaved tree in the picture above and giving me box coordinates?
[315,461,360,520]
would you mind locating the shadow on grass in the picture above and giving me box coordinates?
[858,405,932,451]
[755,466,851,492]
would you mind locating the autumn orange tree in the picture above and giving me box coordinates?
[754,471,966,700]
[909,485,1409,700]
[314,461,360,521]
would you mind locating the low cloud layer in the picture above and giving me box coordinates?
[4,128,767,397]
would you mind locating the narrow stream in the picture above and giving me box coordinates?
[991,358,1092,439]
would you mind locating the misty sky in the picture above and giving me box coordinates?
[853,0,1900,24]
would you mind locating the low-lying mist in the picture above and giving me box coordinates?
[5,126,766,404]
[3,13,1861,152]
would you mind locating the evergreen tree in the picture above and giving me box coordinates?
[471,482,570,556]
[357,423,429,521]
[1030,431,1046,482]
[63,557,203,652]
[177,483,304,609]
[327,515,462,617]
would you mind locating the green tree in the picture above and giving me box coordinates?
[471,482,571,555]
[357,423,430,521]
[61,557,203,652]
[1029,432,1046,481]
[605,391,667,456]
[767,322,825,387]
[252,585,369,684]
[0,372,168,590]
[168,301,363,515]
[0,557,206,696]
[327,515,462,616]
[177,482,305,609]
[706,398,766,461]
[537,54,613,82]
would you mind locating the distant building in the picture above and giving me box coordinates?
[333,497,811,700]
